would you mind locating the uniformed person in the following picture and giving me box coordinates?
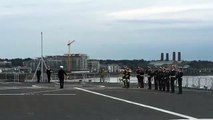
[121,68,127,88]
[36,69,41,83]
[58,66,67,89]
[153,69,158,90]
[146,67,152,89]
[170,65,177,93]
[136,67,144,88]
[165,69,170,92]
[176,68,183,94]
[140,68,145,88]
[158,68,163,91]
[162,68,166,91]
[46,66,52,83]
[125,68,131,88]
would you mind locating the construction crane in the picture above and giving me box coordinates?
[67,40,75,72]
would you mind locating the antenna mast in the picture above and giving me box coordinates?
[67,40,75,72]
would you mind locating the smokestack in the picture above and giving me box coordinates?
[166,53,169,61]
[178,52,181,61]
[173,52,176,61]
[161,53,164,61]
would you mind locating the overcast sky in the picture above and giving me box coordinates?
[0,0,213,60]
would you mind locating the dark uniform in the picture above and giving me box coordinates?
[158,69,163,91]
[136,68,144,88]
[170,68,176,93]
[36,69,41,83]
[161,69,166,91]
[125,69,131,88]
[46,67,52,83]
[140,69,145,88]
[58,67,67,89]
[165,70,170,92]
[122,68,131,88]
[146,68,152,89]
[153,69,158,90]
[176,70,183,94]
[122,69,127,88]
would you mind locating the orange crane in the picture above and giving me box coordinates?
[67,40,75,72]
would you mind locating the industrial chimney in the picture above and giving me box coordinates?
[166,53,169,61]
[173,52,176,61]
[178,52,181,61]
[161,53,164,61]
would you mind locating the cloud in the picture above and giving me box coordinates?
[107,5,213,24]
[0,0,92,17]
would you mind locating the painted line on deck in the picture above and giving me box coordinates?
[75,87,197,120]
[21,89,64,95]
[43,94,76,96]
[0,93,25,96]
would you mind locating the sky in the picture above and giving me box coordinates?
[0,0,213,60]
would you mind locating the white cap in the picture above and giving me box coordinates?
[60,66,63,69]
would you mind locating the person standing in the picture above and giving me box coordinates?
[46,66,52,83]
[36,69,41,83]
[136,67,142,88]
[158,68,163,91]
[58,66,67,89]
[176,68,183,94]
[146,67,152,89]
[153,69,158,90]
[170,65,177,93]
[140,68,145,88]
[165,69,170,92]
[162,68,166,91]
[125,68,131,88]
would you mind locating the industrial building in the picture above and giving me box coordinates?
[88,60,100,73]
[24,54,89,73]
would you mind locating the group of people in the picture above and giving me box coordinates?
[122,65,183,94]
[36,66,67,89]
[36,66,52,83]
[36,65,183,92]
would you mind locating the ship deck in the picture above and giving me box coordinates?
[0,82,213,120]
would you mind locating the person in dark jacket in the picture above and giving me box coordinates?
[176,68,183,94]
[136,67,144,88]
[146,67,152,89]
[58,66,67,89]
[36,69,41,83]
[170,65,177,93]
[46,66,52,83]
[153,69,158,90]
[165,69,170,92]
[140,68,145,88]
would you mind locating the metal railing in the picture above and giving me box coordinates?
[0,73,213,90]
[183,76,213,90]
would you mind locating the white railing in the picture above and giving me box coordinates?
[183,76,213,90]
[1,73,213,90]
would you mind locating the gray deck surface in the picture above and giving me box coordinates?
[0,82,213,120]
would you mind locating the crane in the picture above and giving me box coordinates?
[67,40,75,72]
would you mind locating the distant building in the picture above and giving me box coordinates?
[70,54,88,71]
[88,60,100,73]
[0,66,31,73]
[24,54,89,72]
[107,64,120,73]
[0,61,12,67]
[149,60,183,67]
